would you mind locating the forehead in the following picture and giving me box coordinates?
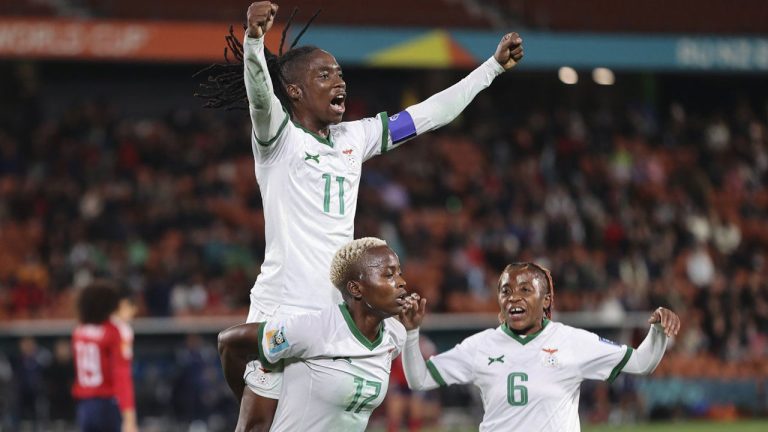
[499,267,543,288]
[362,246,399,269]
[305,50,340,71]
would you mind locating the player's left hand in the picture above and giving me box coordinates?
[494,32,524,70]
[649,307,680,338]
[399,293,427,331]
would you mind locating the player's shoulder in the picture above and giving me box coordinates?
[333,113,385,135]
[383,317,407,341]
[462,328,499,347]
[548,321,601,344]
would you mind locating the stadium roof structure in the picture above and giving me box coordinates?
[2,0,767,34]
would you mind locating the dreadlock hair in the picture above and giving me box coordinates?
[77,279,121,324]
[499,262,555,319]
[194,7,322,116]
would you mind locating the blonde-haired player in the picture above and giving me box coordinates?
[400,263,681,432]
[218,238,421,431]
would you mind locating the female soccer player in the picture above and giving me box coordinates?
[198,2,525,429]
[399,263,681,432]
[71,281,138,432]
[218,238,419,431]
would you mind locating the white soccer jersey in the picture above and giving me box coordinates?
[257,304,407,432]
[244,38,407,317]
[426,320,633,432]
[249,112,394,315]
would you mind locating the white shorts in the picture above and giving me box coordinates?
[243,304,306,399]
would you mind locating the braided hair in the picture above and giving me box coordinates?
[194,7,321,116]
[499,262,555,319]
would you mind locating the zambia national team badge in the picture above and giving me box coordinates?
[267,326,289,354]
[342,148,356,167]
[541,348,560,368]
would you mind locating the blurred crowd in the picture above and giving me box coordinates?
[0,62,767,426]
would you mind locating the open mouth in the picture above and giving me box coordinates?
[507,306,526,319]
[330,93,346,115]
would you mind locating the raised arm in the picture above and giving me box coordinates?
[623,307,680,375]
[398,294,440,390]
[387,33,523,147]
[244,2,289,148]
[218,322,262,399]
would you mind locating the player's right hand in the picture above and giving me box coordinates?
[399,293,427,331]
[494,32,523,70]
[247,1,278,38]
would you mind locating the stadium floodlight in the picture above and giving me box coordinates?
[558,66,578,85]
[592,67,615,85]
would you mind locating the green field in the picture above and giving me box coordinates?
[372,420,768,432]
[583,420,768,432]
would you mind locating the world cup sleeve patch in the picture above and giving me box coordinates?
[599,336,619,346]
[388,110,416,144]
[266,326,289,354]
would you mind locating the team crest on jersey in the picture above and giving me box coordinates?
[541,348,560,368]
[267,326,289,354]
[341,148,356,167]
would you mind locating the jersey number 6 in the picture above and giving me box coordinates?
[507,372,529,406]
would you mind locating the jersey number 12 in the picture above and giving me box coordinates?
[345,376,381,413]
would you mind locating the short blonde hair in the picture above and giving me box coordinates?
[329,237,388,288]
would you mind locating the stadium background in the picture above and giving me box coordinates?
[1,0,767,430]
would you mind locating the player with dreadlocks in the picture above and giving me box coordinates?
[197,2,524,430]
[399,263,681,431]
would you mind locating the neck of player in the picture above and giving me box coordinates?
[348,301,385,342]
[293,110,331,138]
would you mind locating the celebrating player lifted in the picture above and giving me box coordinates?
[196,1,525,430]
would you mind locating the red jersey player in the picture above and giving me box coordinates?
[72,281,138,432]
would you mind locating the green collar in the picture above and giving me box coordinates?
[501,318,550,345]
[293,121,334,147]
[339,303,384,350]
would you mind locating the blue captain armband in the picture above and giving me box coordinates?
[388,110,417,145]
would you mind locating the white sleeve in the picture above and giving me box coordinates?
[623,324,668,375]
[243,35,291,160]
[348,112,390,162]
[402,329,440,391]
[257,313,318,368]
[413,330,481,389]
[574,329,634,383]
[402,57,503,137]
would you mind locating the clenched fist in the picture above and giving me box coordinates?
[494,32,524,70]
[247,1,278,38]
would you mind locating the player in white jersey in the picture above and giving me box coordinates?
[400,262,681,432]
[196,2,526,429]
[218,237,424,431]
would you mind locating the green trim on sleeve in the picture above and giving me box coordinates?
[256,322,282,371]
[254,107,290,147]
[425,360,448,387]
[607,346,634,383]
[379,112,390,154]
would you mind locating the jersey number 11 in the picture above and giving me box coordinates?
[322,173,345,215]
